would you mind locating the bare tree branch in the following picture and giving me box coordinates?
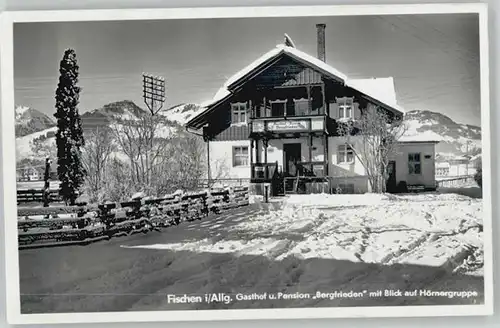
[337,104,407,193]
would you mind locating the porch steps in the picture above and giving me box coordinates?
[283,176,301,194]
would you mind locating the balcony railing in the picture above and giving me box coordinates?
[251,161,327,181]
[251,105,326,119]
[251,162,279,181]
[297,161,327,177]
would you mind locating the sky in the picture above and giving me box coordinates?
[14,14,481,125]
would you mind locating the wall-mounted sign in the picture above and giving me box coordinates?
[252,121,265,132]
[267,120,309,131]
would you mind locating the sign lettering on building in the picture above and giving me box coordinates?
[267,120,309,131]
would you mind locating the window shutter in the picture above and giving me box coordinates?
[231,109,236,124]
[354,103,361,120]
[329,102,339,119]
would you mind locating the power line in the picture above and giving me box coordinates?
[389,15,479,65]
[375,15,479,68]
[411,15,480,61]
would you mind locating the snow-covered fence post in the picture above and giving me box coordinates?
[42,157,51,207]
[98,200,116,230]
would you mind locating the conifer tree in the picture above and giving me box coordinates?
[54,48,86,205]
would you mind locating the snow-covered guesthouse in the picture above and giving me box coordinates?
[186,24,439,195]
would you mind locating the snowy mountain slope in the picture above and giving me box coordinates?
[403,110,481,158]
[158,103,203,125]
[82,100,181,138]
[15,106,55,137]
[16,126,57,160]
[16,100,196,160]
[81,100,147,130]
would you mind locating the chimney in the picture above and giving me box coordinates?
[316,23,326,62]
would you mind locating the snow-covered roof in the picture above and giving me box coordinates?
[191,43,405,126]
[397,134,441,143]
[436,162,451,169]
[346,77,402,113]
[201,44,347,108]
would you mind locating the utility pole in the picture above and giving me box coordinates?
[142,73,166,187]
[142,73,166,115]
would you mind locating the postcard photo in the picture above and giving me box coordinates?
[0,3,493,324]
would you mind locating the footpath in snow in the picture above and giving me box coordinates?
[127,192,483,275]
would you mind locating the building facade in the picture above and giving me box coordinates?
[186,24,438,195]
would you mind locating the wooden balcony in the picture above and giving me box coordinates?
[251,104,326,119]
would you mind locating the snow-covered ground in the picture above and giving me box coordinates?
[126,192,483,275]
[116,191,484,309]
[20,191,482,313]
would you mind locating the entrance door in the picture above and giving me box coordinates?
[386,160,397,192]
[283,143,302,176]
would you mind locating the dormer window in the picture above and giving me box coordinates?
[337,97,354,119]
[231,102,247,125]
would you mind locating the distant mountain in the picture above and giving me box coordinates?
[403,110,481,159]
[17,103,478,162]
[157,103,203,125]
[15,106,55,137]
[80,100,148,130]
[16,100,188,161]
[80,100,182,139]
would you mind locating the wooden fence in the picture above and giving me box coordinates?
[198,178,251,189]
[17,186,249,250]
[17,189,62,204]
[436,175,476,188]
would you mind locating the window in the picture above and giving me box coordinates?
[337,144,355,164]
[337,97,354,119]
[408,153,421,174]
[270,99,287,117]
[231,102,247,125]
[233,146,249,167]
[293,98,309,116]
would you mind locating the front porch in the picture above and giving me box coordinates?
[249,116,331,195]
[251,160,328,196]
[250,174,368,196]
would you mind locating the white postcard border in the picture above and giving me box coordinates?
[0,3,493,325]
